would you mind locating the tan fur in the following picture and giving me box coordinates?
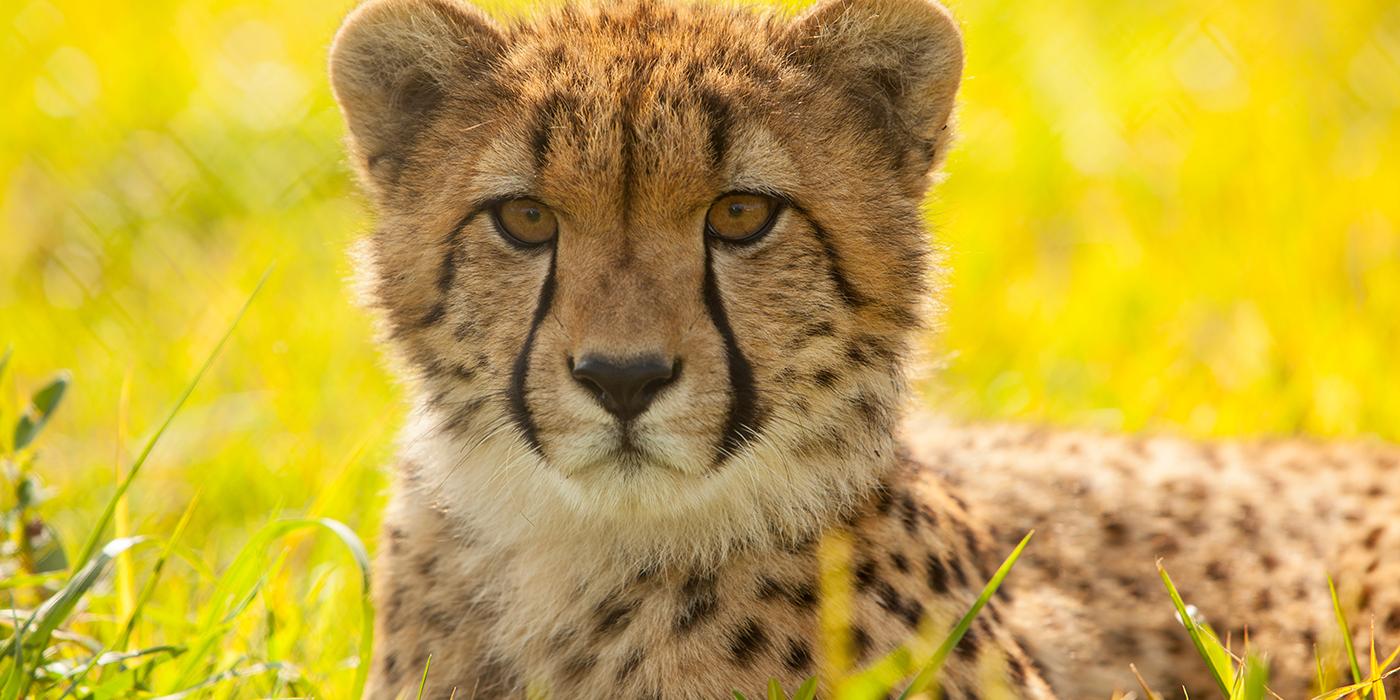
[905,416,1400,697]
[329,0,1400,697]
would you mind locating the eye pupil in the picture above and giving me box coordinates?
[525,208,541,223]
[728,204,745,218]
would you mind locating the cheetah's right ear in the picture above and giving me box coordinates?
[782,0,963,172]
[330,0,505,191]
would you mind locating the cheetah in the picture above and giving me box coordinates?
[327,0,1400,697]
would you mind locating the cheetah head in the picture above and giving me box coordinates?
[331,0,962,559]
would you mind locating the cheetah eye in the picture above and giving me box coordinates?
[705,193,781,243]
[493,197,558,246]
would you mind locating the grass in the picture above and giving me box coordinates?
[1,0,1397,696]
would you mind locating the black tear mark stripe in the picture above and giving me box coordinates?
[702,247,761,466]
[788,205,866,309]
[808,221,866,308]
[507,246,558,455]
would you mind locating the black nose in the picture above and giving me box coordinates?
[570,355,677,421]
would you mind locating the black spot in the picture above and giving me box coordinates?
[874,485,894,515]
[422,604,455,631]
[850,625,872,659]
[1364,526,1385,548]
[784,638,812,672]
[951,556,971,587]
[806,320,836,338]
[1009,655,1030,686]
[900,599,925,629]
[418,554,438,577]
[418,302,446,328]
[594,596,639,638]
[956,624,981,658]
[854,559,879,590]
[728,619,769,666]
[926,553,949,593]
[384,586,407,634]
[890,552,909,573]
[1205,560,1229,581]
[898,493,919,534]
[674,573,719,633]
[851,393,883,426]
[437,217,471,294]
[789,581,818,609]
[757,576,817,610]
[1102,516,1128,544]
[845,342,870,366]
[873,580,903,614]
[382,652,400,681]
[812,368,839,389]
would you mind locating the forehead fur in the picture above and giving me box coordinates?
[473,1,799,223]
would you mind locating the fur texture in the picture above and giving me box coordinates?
[328,0,1400,697]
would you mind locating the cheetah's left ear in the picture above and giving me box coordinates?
[782,0,963,170]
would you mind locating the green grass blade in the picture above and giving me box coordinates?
[1,593,25,700]
[169,517,371,694]
[114,495,200,651]
[0,537,150,696]
[791,676,819,700]
[1156,562,1232,697]
[58,645,183,699]
[1329,574,1365,694]
[899,530,1034,700]
[767,678,784,700]
[72,268,270,570]
[1240,656,1269,700]
[0,572,67,591]
[12,371,70,452]
[415,654,432,700]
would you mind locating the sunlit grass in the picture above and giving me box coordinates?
[1,0,1398,695]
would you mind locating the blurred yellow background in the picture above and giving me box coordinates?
[1,0,1397,694]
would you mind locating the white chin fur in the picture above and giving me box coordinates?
[398,398,895,567]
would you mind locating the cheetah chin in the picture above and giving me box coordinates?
[330,0,1400,698]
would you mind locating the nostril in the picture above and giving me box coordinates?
[570,355,678,421]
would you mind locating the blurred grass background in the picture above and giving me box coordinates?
[0,0,1397,694]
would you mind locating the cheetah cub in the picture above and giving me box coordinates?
[329,0,1400,697]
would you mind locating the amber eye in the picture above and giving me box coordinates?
[705,193,780,242]
[493,198,558,246]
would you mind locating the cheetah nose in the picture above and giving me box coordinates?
[570,354,678,421]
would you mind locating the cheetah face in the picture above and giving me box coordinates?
[331,0,962,537]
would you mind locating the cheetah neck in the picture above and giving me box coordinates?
[397,395,906,571]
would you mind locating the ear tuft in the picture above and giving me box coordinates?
[783,0,964,171]
[330,0,505,187]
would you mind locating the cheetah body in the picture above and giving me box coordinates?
[326,0,1400,697]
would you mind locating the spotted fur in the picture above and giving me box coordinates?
[329,0,1398,697]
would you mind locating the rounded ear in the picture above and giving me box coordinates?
[781,0,964,170]
[329,0,506,188]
